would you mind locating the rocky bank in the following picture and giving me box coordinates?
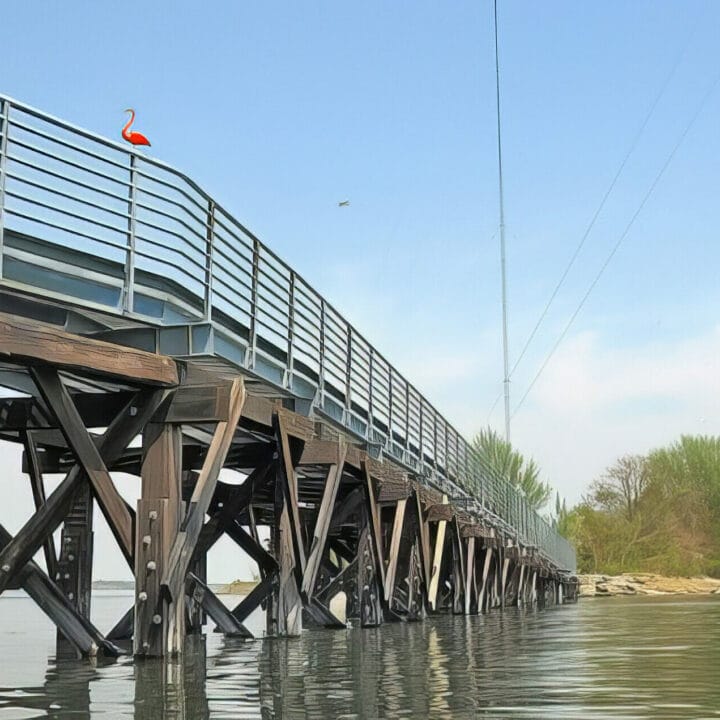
[578,573,720,597]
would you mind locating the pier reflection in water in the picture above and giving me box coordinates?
[0,594,719,719]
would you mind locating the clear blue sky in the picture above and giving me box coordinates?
[1,1,718,580]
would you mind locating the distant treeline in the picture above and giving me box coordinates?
[557,436,720,578]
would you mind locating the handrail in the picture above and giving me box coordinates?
[0,94,576,572]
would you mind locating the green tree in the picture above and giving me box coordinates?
[471,427,552,511]
[561,436,720,577]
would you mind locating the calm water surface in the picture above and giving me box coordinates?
[0,592,718,719]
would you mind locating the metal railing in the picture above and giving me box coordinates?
[0,95,576,572]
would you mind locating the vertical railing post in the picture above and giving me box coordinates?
[287,271,295,390]
[124,153,138,314]
[418,397,425,471]
[318,298,326,407]
[388,367,395,451]
[0,99,10,280]
[367,348,374,442]
[204,199,215,322]
[249,238,260,369]
[403,383,410,463]
[344,326,352,425]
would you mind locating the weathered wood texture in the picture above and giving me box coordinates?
[162,378,246,610]
[134,418,183,657]
[0,311,178,385]
[32,367,135,564]
[0,388,169,594]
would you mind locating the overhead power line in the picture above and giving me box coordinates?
[512,68,720,418]
[509,18,700,380]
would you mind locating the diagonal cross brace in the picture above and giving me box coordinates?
[0,523,121,657]
[0,384,171,593]
[162,378,246,603]
[301,440,347,600]
[30,367,136,564]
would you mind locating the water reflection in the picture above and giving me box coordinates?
[0,596,719,719]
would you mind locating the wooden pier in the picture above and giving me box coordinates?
[0,313,576,658]
[0,95,576,659]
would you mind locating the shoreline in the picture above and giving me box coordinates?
[578,573,720,597]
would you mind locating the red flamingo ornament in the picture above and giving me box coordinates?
[121,109,151,147]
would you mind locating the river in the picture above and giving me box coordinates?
[0,592,718,719]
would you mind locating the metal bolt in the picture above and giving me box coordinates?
[130,406,138,417]
[149,511,158,521]
[217,502,224,508]
[146,560,156,572]
[143,641,150,650]
[68,592,74,600]
[142,535,152,546]
[152,614,162,625]
[64,573,70,579]
[1,564,10,573]
[138,591,148,602]
[68,554,75,562]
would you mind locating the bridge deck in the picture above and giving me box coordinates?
[0,94,574,573]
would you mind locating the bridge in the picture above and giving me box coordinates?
[0,95,576,658]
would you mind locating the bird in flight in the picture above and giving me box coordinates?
[121,109,151,147]
[338,200,350,207]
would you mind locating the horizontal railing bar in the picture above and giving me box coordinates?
[9,117,130,172]
[136,183,208,227]
[134,219,207,259]
[4,208,129,252]
[7,137,129,188]
[8,155,125,204]
[0,95,576,569]
[7,171,130,222]
[133,232,208,275]
[135,200,207,238]
[5,189,127,237]
[134,166,210,218]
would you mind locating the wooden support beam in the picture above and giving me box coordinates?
[362,460,386,605]
[0,311,178,385]
[232,572,276,624]
[383,498,406,604]
[464,537,476,615]
[195,457,274,559]
[304,597,345,628]
[354,525,382,627]
[301,441,347,600]
[272,411,306,583]
[165,383,231,423]
[414,491,432,596]
[0,388,170,594]
[185,573,252,637]
[107,605,134,641]
[478,547,493,613]
[31,367,135,564]
[427,495,448,612]
[162,378,246,606]
[451,517,466,614]
[55,482,94,650]
[134,414,183,657]
[21,430,57,579]
[0,524,120,657]
[223,521,277,574]
[266,463,303,637]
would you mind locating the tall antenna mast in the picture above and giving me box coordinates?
[493,0,511,442]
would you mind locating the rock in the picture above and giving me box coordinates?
[577,573,720,597]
